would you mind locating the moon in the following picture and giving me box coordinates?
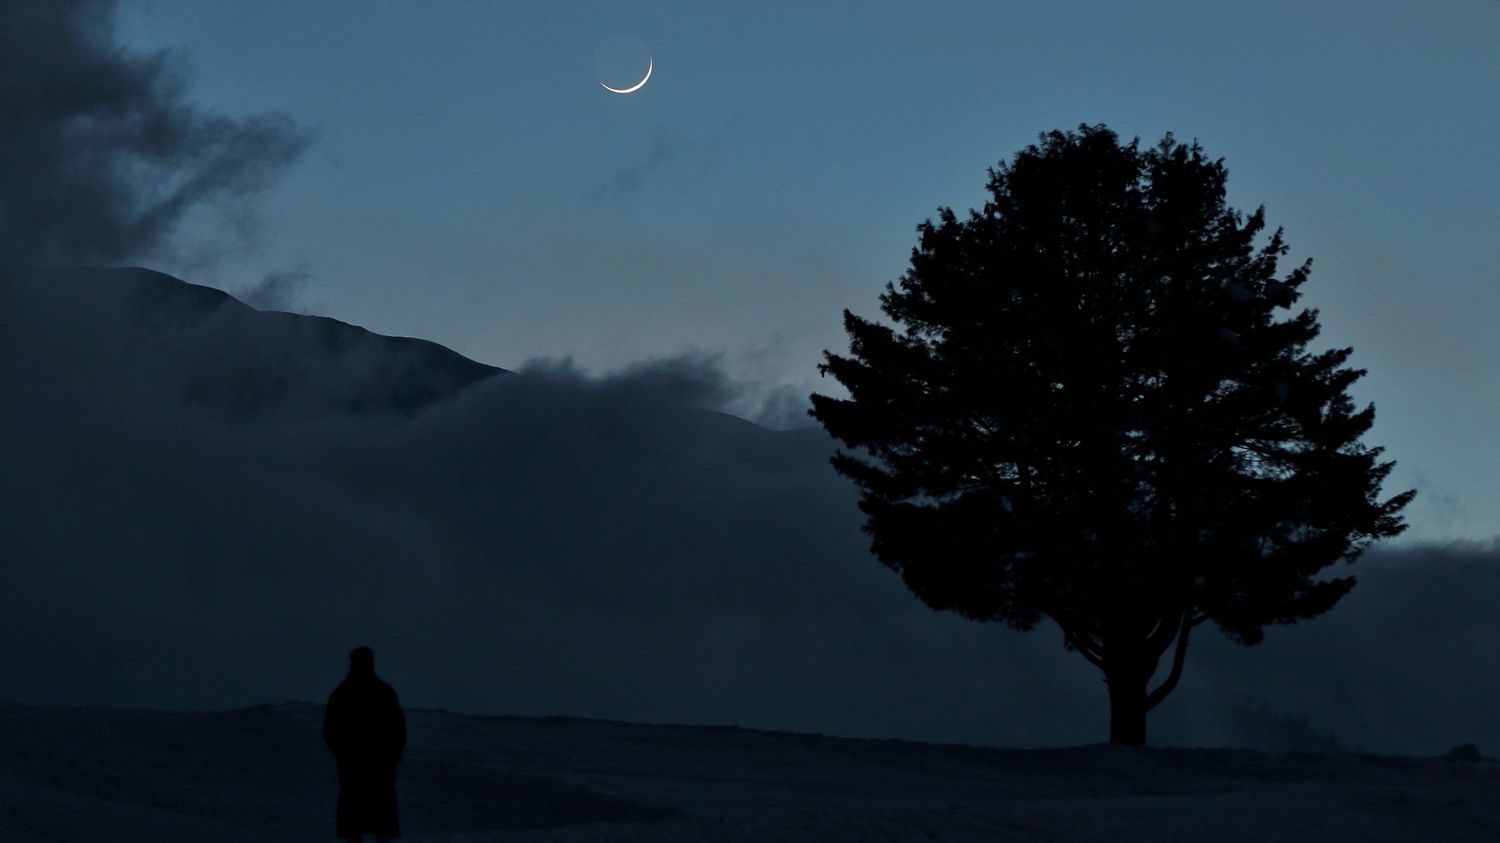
[601,57,652,94]
[594,34,652,95]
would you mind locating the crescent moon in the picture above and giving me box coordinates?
[601,57,652,94]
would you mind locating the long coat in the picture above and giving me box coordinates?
[324,672,407,839]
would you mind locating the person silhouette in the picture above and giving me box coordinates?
[324,647,407,842]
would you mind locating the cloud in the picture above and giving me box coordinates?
[744,383,815,430]
[0,0,310,268]
[1,268,1497,755]
[590,128,693,199]
[0,270,1093,747]
[514,351,738,413]
[1161,537,1500,755]
[236,268,312,313]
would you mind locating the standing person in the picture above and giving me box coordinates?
[324,647,407,842]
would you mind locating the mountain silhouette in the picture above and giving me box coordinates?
[1,265,1496,759]
[8,266,503,419]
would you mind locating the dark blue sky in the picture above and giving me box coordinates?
[113,0,1500,546]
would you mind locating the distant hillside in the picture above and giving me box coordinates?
[7,266,503,418]
[2,263,1496,763]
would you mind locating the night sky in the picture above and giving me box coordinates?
[110,0,1500,545]
[3,0,1498,752]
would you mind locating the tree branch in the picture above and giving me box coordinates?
[1037,601,1106,669]
[1144,610,1181,654]
[1145,582,1194,655]
[1145,616,1194,711]
[1063,627,1105,669]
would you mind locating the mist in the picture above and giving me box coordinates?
[0,0,308,269]
[1,267,1496,756]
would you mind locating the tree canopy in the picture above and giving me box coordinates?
[810,124,1414,746]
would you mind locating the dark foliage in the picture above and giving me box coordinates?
[810,124,1414,746]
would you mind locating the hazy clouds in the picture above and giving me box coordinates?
[2,267,1497,756]
[0,0,309,268]
[236,268,312,313]
[591,128,695,200]
[0,270,1091,747]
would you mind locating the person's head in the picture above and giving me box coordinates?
[349,646,375,674]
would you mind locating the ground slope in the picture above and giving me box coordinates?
[2,703,1496,842]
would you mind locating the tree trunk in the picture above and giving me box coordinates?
[1106,669,1148,747]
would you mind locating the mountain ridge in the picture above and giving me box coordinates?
[8,265,506,419]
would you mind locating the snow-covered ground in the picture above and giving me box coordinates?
[3,702,1496,842]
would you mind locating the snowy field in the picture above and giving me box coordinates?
[3,702,1497,842]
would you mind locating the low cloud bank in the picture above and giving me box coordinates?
[0,269,1496,755]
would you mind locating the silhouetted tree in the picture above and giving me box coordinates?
[810,124,1414,747]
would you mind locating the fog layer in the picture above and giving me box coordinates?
[1,268,1494,756]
